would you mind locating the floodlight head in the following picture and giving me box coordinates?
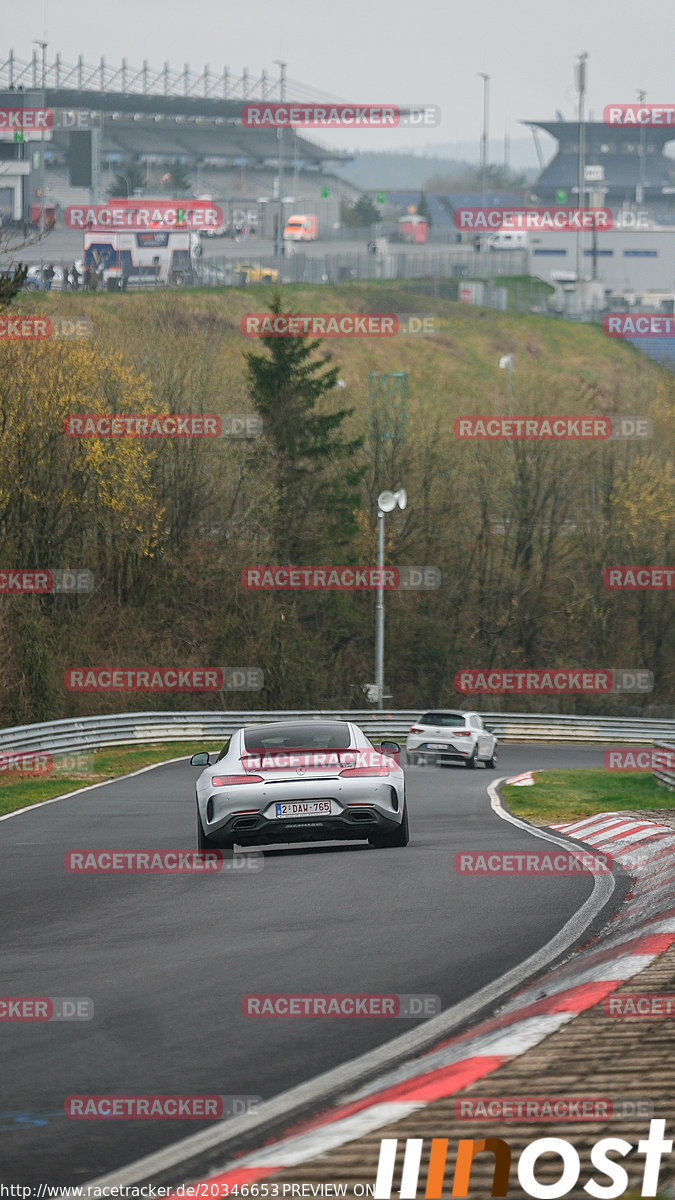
[378,487,407,513]
[377,490,397,512]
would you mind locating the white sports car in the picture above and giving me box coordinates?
[406,710,498,768]
[191,719,409,850]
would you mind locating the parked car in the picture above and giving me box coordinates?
[233,262,279,283]
[406,710,498,768]
[0,266,41,292]
[486,231,529,250]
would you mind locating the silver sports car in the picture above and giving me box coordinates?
[191,720,408,850]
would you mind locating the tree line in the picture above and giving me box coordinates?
[0,286,672,726]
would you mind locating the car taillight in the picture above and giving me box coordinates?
[409,726,423,733]
[452,730,472,737]
[211,774,263,786]
[339,766,390,777]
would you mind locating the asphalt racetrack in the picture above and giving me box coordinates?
[0,743,621,1185]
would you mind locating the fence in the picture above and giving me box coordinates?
[0,711,673,758]
[653,742,675,791]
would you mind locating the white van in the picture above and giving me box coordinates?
[487,231,529,250]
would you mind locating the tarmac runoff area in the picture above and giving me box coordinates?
[156,805,675,1200]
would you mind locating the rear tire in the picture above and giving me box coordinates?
[197,808,212,851]
[465,748,477,769]
[197,809,234,856]
[369,803,409,848]
[485,747,498,769]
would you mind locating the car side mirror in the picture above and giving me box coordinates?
[380,740,401,754]
[190,752,210,766]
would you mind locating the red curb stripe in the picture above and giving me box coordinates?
[291,1055,509,1129]
[376,1054,508,1105]
[170,1166,280,1196]
[425,981,617,1055]
[591,824,669,845]
[178,1057,508,1195]
[556,932,675,971]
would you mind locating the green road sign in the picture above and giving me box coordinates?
[321,186,330,198]
[377,192,387,205]
[555,189,567,204]
[13,131,24,143]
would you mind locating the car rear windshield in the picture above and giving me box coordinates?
[244,723,352,751]
[419,712,467,726]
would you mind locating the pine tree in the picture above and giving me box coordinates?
[244,292,365,561]
[417,190,432,228]
[0,265,27,309]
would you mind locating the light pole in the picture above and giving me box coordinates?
[273,60,286,260]
[636,89,646,206]
[478,73,490,204]
[375,487,407,711]
[575,52,588,310]
[33,39,47,288]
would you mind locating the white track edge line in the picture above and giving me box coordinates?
[0,757,196,822]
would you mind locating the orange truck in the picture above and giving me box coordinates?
[29,204,55,230]
[397,214,428,244]
[283,213,317,241]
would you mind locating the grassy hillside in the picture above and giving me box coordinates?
[1,281,672,723]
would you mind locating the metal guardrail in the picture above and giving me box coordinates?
[653,741,675,791]
[0,711,673,757]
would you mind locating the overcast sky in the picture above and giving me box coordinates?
[6,0,673,162]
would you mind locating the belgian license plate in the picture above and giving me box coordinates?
[274,801,331,818]
[427,743,446,750]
